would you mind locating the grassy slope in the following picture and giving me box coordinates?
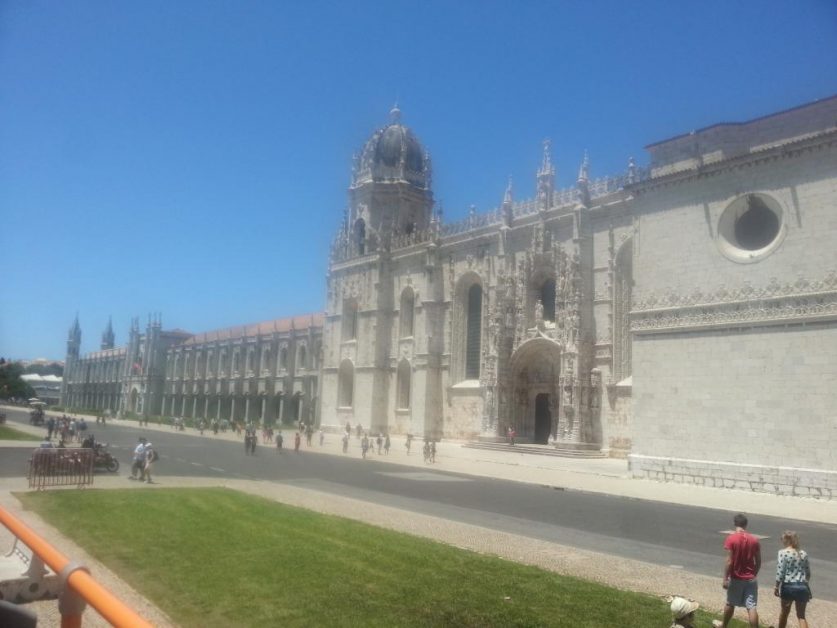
[0,424,41,440]
[18,488,745,627]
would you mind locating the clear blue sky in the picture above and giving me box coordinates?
[2,1,835,360]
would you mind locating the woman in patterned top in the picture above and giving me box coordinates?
[774,530,811,628]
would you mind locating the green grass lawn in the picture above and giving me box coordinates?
[0,424,41,440]
[18,488,746,627]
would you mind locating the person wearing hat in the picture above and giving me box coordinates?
[130,437,147,481]
[669,596,699,628]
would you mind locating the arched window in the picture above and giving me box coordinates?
[338,360,354,408]
[218,350,227,376]
[400,287,415,338]
[397,359,411,410]
[298,345,307,370]
[354,219,366,256]
[465,284,482,379]
[184,354,191,378]
[261,347,270,374]
[540,278,556,322]
[246,348,254,373]
[233,351,240,374]
[343,299,358,341]
[614,240,633,381]
[279,346,288,370]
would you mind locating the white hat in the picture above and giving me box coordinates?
[670,596,699,619]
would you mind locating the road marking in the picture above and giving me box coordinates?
[719,530,770,540]
[190,461,202,467]
[209,466,225,473]
[377,471,472,482]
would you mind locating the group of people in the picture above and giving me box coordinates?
[45,414,87,445]
[669,513,813,628]
[128,437,157,483]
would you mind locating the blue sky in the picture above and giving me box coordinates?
[2,1,836,360]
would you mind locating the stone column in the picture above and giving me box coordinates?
[260,397,266,423]
[215,396,221,421]
[231,397,236,423]
[204,397,209,420]
[245,397,251,424]
[192,396,197,419]
[181,396,187,417]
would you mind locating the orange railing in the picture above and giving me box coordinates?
[0,506,153,628]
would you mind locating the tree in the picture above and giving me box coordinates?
[0,359,37,400]
[23,362,64,377]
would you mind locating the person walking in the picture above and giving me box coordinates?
[361,433,370,459]
[713,513,761,628]
[774,530,811,628]
[294,431,301,453]
[342,431,349,453]
[376,433,383,455]
[405,433,413,455]
[143,441,156,484]
[275,431,284,451]
[384,433,390,455]
[130,437,147,481]
[430,440,436,463]
[319,428,325,446]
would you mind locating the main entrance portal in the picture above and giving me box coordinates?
[534,393,551,444]
[507,337,562,444]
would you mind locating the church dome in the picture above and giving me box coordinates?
[353,106,430,189]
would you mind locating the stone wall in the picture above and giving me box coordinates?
[630,322,837,496]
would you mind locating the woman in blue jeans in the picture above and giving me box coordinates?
[774,530,811,628]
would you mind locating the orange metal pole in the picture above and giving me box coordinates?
[0,506,153,628]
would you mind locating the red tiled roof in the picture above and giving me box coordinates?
[180,313,324,346]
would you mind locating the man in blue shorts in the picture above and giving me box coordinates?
[713,513,761,627]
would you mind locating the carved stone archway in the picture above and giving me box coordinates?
[506,337,562,443]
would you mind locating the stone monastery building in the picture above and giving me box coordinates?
[62,96,837,498]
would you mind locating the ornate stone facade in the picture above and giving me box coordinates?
[63,95,837,497]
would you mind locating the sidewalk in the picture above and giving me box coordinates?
[2,407,836,627]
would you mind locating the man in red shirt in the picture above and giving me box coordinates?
[713,513,761,628]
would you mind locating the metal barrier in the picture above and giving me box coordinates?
[0,506,153,627]
[28,449,95,490]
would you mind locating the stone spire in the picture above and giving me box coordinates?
[577,150,589,184]
[577,151,590,207]
[502,176,514,226]
[389,102,401,124]
[101,316,115,350]
[537,139,555,211]
[69,313,81,344]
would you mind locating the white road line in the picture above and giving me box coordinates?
[190,461,202,467]
[209,466,224,473]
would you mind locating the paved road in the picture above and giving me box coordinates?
[5,408,836,601]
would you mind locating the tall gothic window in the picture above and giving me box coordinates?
[298,345,307,370]
[343,299,358,341]
[400,287,415,338]
[614,240,633,381]
[279,346,288,370]
[354,219,366,256]
[540,278,556,322]
[338,359,354,408]
[465,284,482,379]
[233,351,240,374]
[397,359,411,410]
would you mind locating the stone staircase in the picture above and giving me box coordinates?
[462,441,607,459]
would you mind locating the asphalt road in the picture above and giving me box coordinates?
[4,408,835,601]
